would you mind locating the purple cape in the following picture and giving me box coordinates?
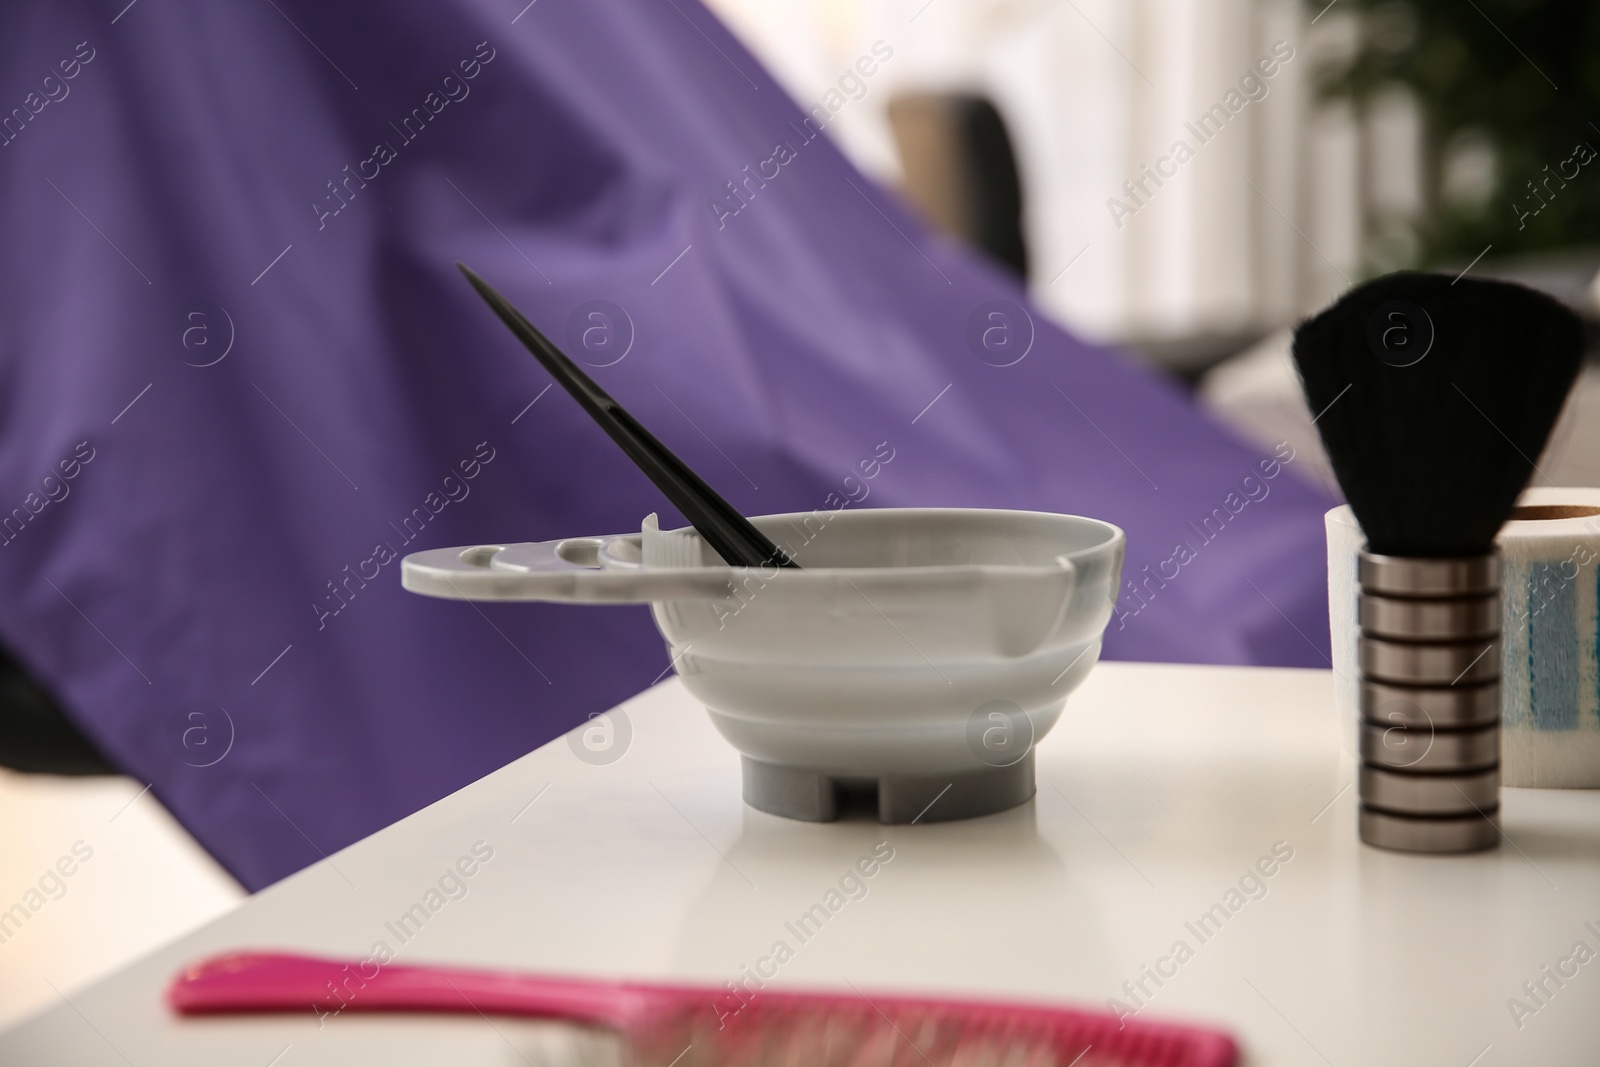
[0,0,1334,888]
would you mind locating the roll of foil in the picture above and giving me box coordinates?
[1329,487,1600,787]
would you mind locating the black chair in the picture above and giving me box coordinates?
[887,91,1029,280]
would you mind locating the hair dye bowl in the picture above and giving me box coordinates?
[403,508,1123,823]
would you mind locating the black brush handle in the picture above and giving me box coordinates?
[458,263,797,570]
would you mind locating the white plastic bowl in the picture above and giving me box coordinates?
[403,508,1124,823]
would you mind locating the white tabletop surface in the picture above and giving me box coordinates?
[3,661,1598,1066]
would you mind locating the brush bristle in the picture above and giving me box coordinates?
[1291,272,1585,557]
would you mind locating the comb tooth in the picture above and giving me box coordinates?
[997,1017,1043,1067]
[549,1024,626,1067]
[915,1006,982,1066]
[833,1005,882,1067]
[950,1035,1016,1067]
[882,1005,939,1067]
[888,1007,941,1067]
[848,1011,905,1067]
[772,1009,833,1067]
[818,1007,850,1067]
[1052,1041,1090,1067]
[896,1011,966,1067]
[755,1008,798,1067]
[814,1009,856,1067]
[945,1035,986,1067]
[1020,1034,1059,1067]
[946,1012,1005,1067]
[821,1004,873,1067]
[632,1012,706,1067]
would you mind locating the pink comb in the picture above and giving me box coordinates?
[169,951,1237,1066]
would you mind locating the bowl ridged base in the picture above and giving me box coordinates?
[741,753,1035,823]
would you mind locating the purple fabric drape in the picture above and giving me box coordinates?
[0,0,1335,888]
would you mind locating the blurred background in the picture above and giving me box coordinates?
[702,0,1600,493]
[10,0,1600,1032]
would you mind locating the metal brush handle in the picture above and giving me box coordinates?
[1356,550,1501,854]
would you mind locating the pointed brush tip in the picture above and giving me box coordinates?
[459,268,510,312]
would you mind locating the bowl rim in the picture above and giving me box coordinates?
[402,507,1127,605]
[605,506,1126,579]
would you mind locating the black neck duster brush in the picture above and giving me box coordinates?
[1293,272,1584,853]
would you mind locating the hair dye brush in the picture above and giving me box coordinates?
[458,263,797,571]
[1293,272,1584,853]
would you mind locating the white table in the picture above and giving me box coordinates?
[4,662,1598,1066]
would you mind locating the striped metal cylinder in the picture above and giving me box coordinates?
[1357,551,1501,853]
